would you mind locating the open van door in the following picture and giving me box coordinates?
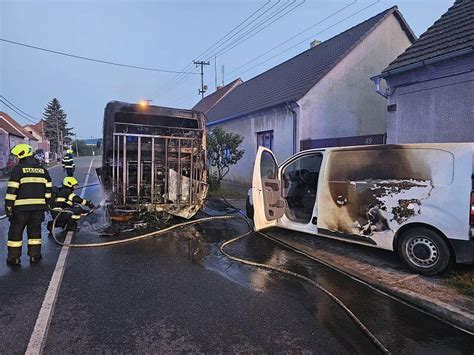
[252,147,285,230]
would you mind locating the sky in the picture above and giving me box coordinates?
[0,0,454,139]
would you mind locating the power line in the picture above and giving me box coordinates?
[226,0,357,77]
[163,0,305,102]
[0,38,199,74]
[204,0,306,61]
[0,95,40,120]
[231,0,380,80]
[201,0,285,61]
[0,99,38,124]
[158,0,293,100]
[156,0,272,100]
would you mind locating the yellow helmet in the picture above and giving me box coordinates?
[63,176,78,188]
[11,143,34,159]
[66,149,74,154]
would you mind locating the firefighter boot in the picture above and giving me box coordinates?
[6,257,21,266]
[30,255,43,264]
[66,221,79,232]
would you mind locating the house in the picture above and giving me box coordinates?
[372,0,474,144]
[0,111,39,170]
[193,78,243,114]
[24,120,51,154]
[205,7,416,184]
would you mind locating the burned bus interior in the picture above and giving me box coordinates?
[102,101,208,219]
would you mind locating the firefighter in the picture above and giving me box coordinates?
[62,149,75,177]
[47,177,95,232]
[4,144,52,266]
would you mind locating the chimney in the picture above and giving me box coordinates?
[310,40,321,48]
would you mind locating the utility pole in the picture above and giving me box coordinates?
[74,133,80,157]
[193,60,210,98]
[221,65,225,86]
[214,56,217,90]
[55,113,60,161]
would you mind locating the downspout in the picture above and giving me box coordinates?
[286,102,298,154]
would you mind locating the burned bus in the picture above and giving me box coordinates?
[101,101,208,219]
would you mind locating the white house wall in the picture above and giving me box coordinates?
[0,129,8,170]
[211,105,295,185]
[297,14,413,142]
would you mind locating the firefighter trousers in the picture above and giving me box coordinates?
[65,167,75,177]
[8,210,44,258]
[49,206,87,230]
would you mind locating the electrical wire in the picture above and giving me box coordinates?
[205,0,306,61]
[161,0,304,101]
[0,95,40,121]
[0,99,38,124]
[232,0,380,79]
[201,0,289,61]
[0,38,198,75]
[225,0,358,77]
[155,1,272,99]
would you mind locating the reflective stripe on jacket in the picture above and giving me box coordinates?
[4,156,52,211]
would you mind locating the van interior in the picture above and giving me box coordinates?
[282,153,323,223]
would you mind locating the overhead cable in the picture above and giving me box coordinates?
[0,38,198,74]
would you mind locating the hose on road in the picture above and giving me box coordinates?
[48,205,389,354]
[50,208,238,248]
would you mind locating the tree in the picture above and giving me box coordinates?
[42,98,73,155]
[207,127,244,184]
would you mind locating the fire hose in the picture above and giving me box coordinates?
[47,206,389,354]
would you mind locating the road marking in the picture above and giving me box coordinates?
[25,158,95,355]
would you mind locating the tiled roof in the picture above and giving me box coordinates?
[383,0,474,73]
[0,112,28,138]
[192,78,243,113]
[206,7,415,122]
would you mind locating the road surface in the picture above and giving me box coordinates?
[0,156,472,353]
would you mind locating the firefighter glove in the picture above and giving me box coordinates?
[5,205,13,218]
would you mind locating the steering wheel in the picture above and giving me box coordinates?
[298,169,312,185]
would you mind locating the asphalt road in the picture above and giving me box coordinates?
[0,156,472,353]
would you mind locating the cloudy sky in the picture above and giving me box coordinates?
[0,0,453,138]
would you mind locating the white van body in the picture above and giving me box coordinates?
[249,143,474,275]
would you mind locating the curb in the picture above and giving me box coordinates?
[265,234,474,334]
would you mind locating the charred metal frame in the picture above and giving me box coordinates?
[102,101,208,219]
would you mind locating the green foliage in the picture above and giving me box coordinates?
[43,98,73,153]
[207,127,244,183]
[71,139,88,156]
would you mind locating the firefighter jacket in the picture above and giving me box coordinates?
[52,186,92,210]
[5,156,52,211]
[62,154,75,169]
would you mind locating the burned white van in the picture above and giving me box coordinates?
[101,101,208,219]
[247,144,474,275]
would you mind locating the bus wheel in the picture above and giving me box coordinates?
[398,227,451,276]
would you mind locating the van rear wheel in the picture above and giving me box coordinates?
[398,227,451,276]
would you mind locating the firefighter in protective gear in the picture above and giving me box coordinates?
[4,144,52,266]
[62,149,75,177]
[47,177,95,232]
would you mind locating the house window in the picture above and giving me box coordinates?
[257,130,273,150]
